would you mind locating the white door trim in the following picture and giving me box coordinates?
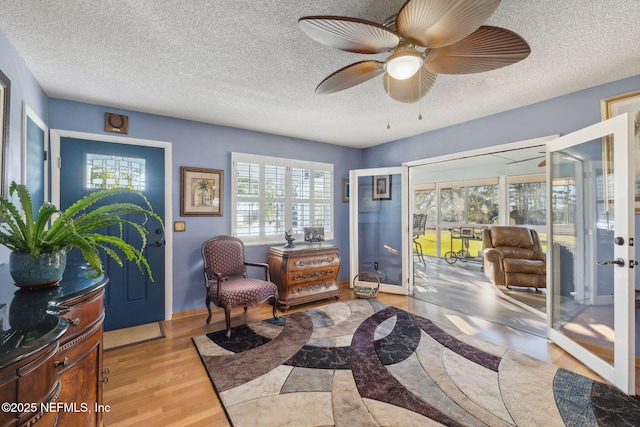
[546,113,635,394]
[349,166,409,295]
[50,129,174,321]
[22,104,49,200]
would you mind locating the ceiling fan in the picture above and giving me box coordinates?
[298,0,531,103]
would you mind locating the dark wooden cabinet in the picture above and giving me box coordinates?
[267,244,341,310]
[55,288,106,427]
[0,267,108,427]
[2,342,60,427]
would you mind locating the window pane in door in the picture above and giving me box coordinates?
[86,153,145,190]
[357,174,402,286]
[550,138,615,366]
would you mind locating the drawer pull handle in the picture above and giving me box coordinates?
[54,357,69,368]
[100,377,109,384]
[70,318,81,326]
[103,368,110,374]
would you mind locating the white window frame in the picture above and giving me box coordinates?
[232,152,334,245]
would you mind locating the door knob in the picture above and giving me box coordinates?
[597,258,625,266]
[613,236,624,245]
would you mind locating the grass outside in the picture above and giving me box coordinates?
[415,229,551,258]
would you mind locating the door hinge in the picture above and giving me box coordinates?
[57,157,61,169]
[44,150,48,161]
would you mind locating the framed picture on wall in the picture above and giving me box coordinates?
[342,178,349,203]
[181,167,224,216]
[372,175,391,200]
[601,89,640,211]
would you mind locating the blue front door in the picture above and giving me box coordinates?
[60,138,165,330]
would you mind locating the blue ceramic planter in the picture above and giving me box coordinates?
[10,250,67,288]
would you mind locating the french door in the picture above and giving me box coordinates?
[51,129,173,330]
[547,112,635,394]
[349,167,409,294]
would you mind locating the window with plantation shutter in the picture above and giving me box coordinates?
[232,153,334,245]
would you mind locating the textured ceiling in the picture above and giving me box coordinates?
[1,1,639,149]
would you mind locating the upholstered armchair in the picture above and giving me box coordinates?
[482,226,546,289]
[201,235,278,338]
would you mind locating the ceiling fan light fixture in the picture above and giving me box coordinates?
[385,50,423,80]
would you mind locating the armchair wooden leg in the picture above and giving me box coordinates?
[205,296,212,324]
[271,296,278,320]
[224,306,232,339]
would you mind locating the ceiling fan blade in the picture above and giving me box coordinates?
[299,16,400,54]
[315,61,385,94]
[396,0,501,48]
[424,26,530,74]
[383,67,437,103]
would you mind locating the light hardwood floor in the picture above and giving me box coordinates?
[102,281,630,427]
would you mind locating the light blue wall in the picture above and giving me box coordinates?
[0,29,48,188]
[362,74,640,167]
[48,99,361,312]
[0,29,49,284]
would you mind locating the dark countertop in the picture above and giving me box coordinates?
[0,263,108,369]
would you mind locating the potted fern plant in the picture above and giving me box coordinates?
[0,181,163,288]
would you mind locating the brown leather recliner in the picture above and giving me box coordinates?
[482,226,546,289]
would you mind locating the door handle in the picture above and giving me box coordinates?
[149,228,165,247]
[597,258,625,266]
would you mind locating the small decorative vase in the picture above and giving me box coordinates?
[10,250,67,288]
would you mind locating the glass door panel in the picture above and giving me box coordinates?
[350,167,408,295]
[548,113,635,393]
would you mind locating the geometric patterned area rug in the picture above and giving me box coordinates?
[192,300,640,426]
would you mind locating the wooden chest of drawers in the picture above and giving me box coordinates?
[0,268,107,427]
[267,244,341,311]
[55,288,106,427]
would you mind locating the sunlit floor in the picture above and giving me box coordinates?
[413,255,547,337]
[413,254,639,358]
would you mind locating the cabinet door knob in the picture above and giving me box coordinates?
[103,368,110,374]
[70,317,81,326]
[99,377,109,384]
[54,357,69,368]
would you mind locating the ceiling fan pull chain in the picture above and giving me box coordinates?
[386,74,391,129]
[418,71,423,120]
